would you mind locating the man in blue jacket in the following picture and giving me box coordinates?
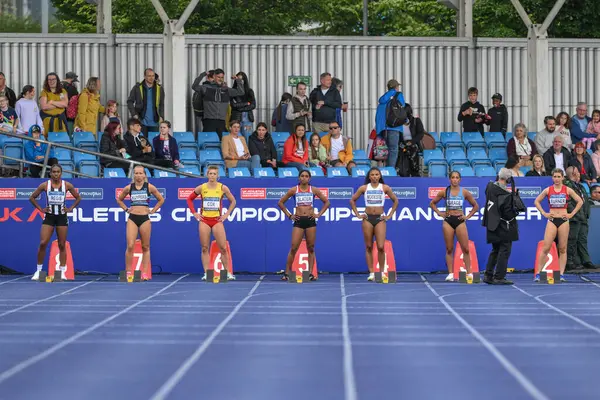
[375,79,406,168]
[24,125,57,178]
[571,102,594,143]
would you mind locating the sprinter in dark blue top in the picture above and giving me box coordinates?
[430,171,479,282]
[116,165,164,281]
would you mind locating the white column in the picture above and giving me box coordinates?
[163,20,187,132]
[41,0,48,34]
[97,0,112,34]
[527,25,550,131]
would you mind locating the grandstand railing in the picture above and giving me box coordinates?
[0,131,202,179]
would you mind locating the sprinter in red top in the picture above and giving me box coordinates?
[534,168,583,282]
[277,169,330,281]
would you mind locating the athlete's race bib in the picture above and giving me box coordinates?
[203,197,220,211]
[296,193,313,206]
[48,192,65,204]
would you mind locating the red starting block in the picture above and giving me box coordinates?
[452,240,480,283]
[47,240,75,280]
[290,239,318,282]
[534,241,560,284]
[372,240,397,283]
[207,240,233,282]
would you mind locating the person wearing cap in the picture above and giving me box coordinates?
[0,72,17,108]
[24,125,58,178]
[488,93,508,135]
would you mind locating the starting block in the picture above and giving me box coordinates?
[291,239,318,280]
[372,240,397,283]
[119,270,142,282]
[534,241,560,284]
[47,240,75,280]
[288,270,310,283]
[38,271,48,282]
[206,268,228,283]
[453,240,480,283]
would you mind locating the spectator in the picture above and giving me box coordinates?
[61,72,79,133]
[564,166,597,270]
[100,100,122,132]
[15,85,43,135]
[543,135,571,174]
[397,103,424,177]
[124,117,154,164]
[286,82,312,132]
[525,154,548,176]
[556,111,572,149]
[230,71,256,137]
[0,72,17,108]
[308,133,329,170]
[153,120,180,169]
[191,70,213,133]
[590,185,600,205]
[592,140,600,178]
[507,122,537,167]
[74,77,104,137]
[505,157,524,177]
[321,122,356,173]
[583,109,600,149]
[127,68,165,135]
[193,68,244,140]
[39,72,68,134]
[271,93,292,133]
[309,72,342,134]
[488,93,508,134]
[248,122,280,170]
[375,79,406,168]
[570,102,594,144]
[24,125,57,178]
[282,123,309,170]
[457,87,486,135]
[99,121,129,173]
[222,120,252,170]
[534,116,559,155]
[569,141,597,183]
[332,77,346,129]
[0,94,19,134]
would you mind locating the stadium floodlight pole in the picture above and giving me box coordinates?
[149,0,200,133]
[96,0,112,34]
[41,0,48,33]
[363,0,368,36]
[510,0,566,131]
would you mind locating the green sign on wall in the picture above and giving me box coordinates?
[288,75,312,87]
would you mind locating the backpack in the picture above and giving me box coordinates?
[421,132,436,150]
[385,93,407,128]
[498,177,526,220]
[66,95,79,119]
[372,135,389,161]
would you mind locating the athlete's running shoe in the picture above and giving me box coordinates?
[560,275,566,282]
[202,273,207,281]
[309,274,316,281]
[445,273,454,282]
[281,273,289,281]
[60,269,67,281]
[227,273,236,281]
[31,270,40,281]
[534,274,540,282]
[367,273,375,281]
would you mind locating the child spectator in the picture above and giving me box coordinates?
[271,93,292,133]
[24,125,57,177]
[15,85,43,135]
[153,120,181,169]
[457,87,486,135]
[556,111,572,149]
[308,133,328,170]
[0,94,19,134]
[101,100,122,132]
[487,93,508,134]
[592,140,600,179]
[584,109,600,149]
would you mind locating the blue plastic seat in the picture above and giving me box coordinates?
[454,165,475,177]
[278,167,297,178]
[147,131,159,143]
[199,149,224,168]
[527,131,537,141]
[467,148,490,166]
[429,163,448,177]
[271,132,290,148]
[179,166,201,177]
[228,167,251,178]
[440,131,463,148]
[462,131,485,149]
[73,131,96,148]
[174,131,197,150]
[488,147,508,163]
[327,167,349,177]
[429,132,440,143]
[318,131,328,138]
[307,167,324,177]
[73,151,97,167]
[103,168,127,178]
[48,131,71,145]
[352,149,370,166]
[253,167,276,178]
[197,132,221,150]
[475,165,496,177]
[423,149,445,166]
[379,167,397,177]
[484,132,505,147]
[445,148,469,168]
[153,170,176,178]
[504,131,513,142]
[3,142,23,165]
[180,148,199,162]
[79,161,100,177]
[352,165,370,177]
[54,148,72,162]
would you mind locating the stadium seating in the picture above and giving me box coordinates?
[488,147,508,164]
[352,165,369,177]
[278,167,297,178]
[202,165,225,176]
[73,151,97,167]
[423,149,445,166]
[79,162,100,177]
[154,170,176,178]
[445,148,469,168]
[254,167,276,178]
[228,167,251,178]
[352,149,370,166]
[198,149,224,169]
[73,131,97,152]
[528,131,537,141]
[197,132,220,150]
[440,131,462,149]
[519,166,530,176]
[4,138,23,166]
[484,132,505,148]
[327,167,349,177]
[318,131,328,138]
[54,148,72,162]
[147,131,159,142]
[380,167,397,176]
[454,165,475,177]
[475,165,497,177]
[104,168,127,178]
[179,166,201,177]
[174,131,196,150]
[467,148,490,166]
[462,131,485,149]
[48,131,70,145]
[505,131,513,142]
[307,167,324,177]
[429,163,448,177]
[271,132,289,149]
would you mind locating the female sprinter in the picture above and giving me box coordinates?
[186,165,237,281]
[430,171,479,282]
[350,167,398,282]
[29,164,81,281]
[278,169,330,281]
[116,165,164,281]
[534,168,583,282]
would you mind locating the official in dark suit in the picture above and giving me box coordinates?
[482,168,519,284]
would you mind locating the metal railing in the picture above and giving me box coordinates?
[0,131,202,179]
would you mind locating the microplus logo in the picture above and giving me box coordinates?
[391,187,416,199]
[328,188,353,199]
[518,187,542,199]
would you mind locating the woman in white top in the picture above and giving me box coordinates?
[350,167,399,281]
[15,85,43,135]
[507,123,537,167]
[222,120,252,170]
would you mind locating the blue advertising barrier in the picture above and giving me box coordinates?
[0,177,555,274]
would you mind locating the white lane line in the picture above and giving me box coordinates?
[421,276,549,400]
[149,276,265,400]
[0,275,189,385]
[340,274,358,400]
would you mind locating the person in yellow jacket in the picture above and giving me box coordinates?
[320,123,356,173]
[39,73,69,135]
[74,77,105,137]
